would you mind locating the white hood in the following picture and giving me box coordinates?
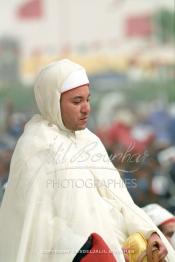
[34,59,89,131]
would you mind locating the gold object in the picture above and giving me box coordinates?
[122,232,159,262]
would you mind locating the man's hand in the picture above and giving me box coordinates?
[148,232,168,261]
[122,251,129,262]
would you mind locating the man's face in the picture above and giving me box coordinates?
[60,84,91,131]
[160,222,175,242]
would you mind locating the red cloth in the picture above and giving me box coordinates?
[161,217,175,226]
[81,233,117,262]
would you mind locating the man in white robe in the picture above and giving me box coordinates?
[0,59,175,262]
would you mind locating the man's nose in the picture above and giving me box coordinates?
[81,102,90,114]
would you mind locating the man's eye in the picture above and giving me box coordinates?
[73,101,81,105]
[166,232,174,238]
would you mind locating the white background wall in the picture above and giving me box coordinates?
[0,0,173,58]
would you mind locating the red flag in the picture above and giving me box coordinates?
[16,0,43,19]
[125,15,152,37]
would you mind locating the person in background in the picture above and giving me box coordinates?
[143,203,175,249]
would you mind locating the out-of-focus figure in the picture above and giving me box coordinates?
[143,203,175,249]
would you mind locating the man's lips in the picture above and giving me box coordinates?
[80,116,88,121]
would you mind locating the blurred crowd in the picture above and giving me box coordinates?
[0,101,29,204]
[0,99,175,214]
[96,101,175,212]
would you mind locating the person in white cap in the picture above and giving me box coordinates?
[0,59,175,262]
[143,203,175,249]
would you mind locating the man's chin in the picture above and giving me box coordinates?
[75,124,87,131]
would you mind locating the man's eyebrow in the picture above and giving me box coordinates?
[72,94,91,99]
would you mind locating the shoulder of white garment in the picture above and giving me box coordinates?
[14,115,62,158]
[77,128,102,142]
[16,116,107,165]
